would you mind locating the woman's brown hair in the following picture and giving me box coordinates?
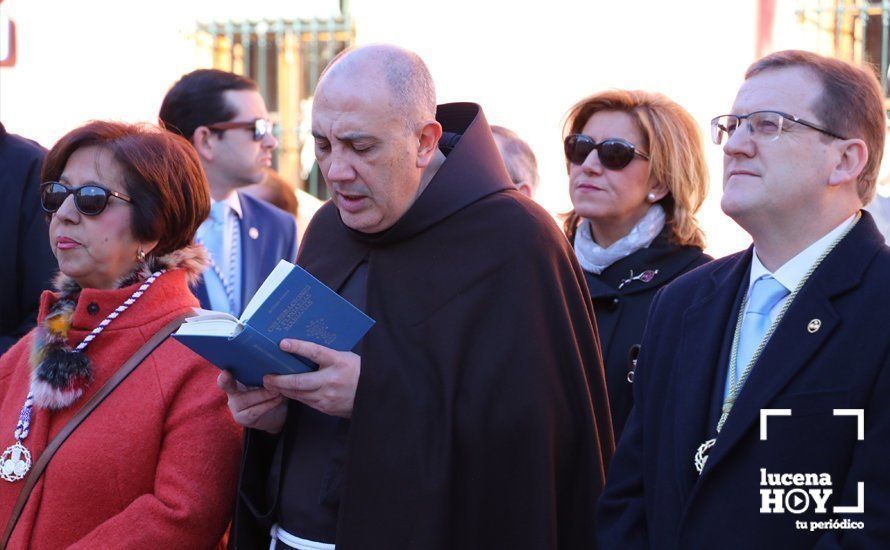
[562,90,708,248]
[42,121,211,257]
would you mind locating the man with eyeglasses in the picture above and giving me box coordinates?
[599,50,890,548]
[159,69,297,316]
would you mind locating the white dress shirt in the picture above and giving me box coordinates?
[748,213,857,324]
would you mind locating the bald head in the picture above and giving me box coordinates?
[311,44,444,233]
[319,44,437,128]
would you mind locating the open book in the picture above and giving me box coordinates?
[173,260,375,387]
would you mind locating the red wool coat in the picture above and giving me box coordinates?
[0,270,242,549]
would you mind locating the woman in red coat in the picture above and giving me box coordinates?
[0,121,241,549]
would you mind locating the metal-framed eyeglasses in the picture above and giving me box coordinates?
[710,110,846,145]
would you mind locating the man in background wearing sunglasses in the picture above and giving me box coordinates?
[159,69,297,316]
[0,123,56,358]
[599,50,890,548]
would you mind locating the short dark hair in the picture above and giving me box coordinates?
[746,50,886,203]
[158,69,258,141]
[41,121,211,257]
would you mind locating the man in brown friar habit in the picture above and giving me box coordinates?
[220,44,614,549]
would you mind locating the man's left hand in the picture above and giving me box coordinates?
[264,339,361,418]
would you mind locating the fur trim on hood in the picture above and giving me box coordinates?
[53,243,209,293]
[33,243,208,410]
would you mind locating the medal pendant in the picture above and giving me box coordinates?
[1,442,32,482]
[694,438,715,475]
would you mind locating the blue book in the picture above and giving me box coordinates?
[173,260,375,387]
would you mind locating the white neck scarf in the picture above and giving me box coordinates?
[574,204,666,274]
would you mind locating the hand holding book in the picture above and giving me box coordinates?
[175,260,375,387]
[217,370,287,433]
[264,339,360,418]
[217,338,360,431]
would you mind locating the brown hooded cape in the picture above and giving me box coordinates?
[233,103,613,549]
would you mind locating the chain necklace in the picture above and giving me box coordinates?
[694,214,859,474]
[0,269,166,483]
[198,210,240,315]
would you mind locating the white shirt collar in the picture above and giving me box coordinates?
[210,191,243,219]
[749,213,857,292]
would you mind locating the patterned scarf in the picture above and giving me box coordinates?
[573,204,666,275]
[28,244,208,410]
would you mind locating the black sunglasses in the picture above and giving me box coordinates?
[564,134,649,170]
[40,182,133,216]
[206,118,275,141]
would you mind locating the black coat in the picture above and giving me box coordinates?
[0,123,55,357]
[581,230,710,442]
[232,103,614,549]
[598,212,890,548]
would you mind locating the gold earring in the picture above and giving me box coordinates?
[136,248,146,262]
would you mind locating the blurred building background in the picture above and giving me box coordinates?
[1,0,888,257]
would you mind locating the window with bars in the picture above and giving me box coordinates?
[797,0,890,98]
[196,17,354,199]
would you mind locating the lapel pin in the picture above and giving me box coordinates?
[249,227,260,240]
[807,319,821,333]
[618,269,659,290]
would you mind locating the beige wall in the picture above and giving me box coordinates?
[2,0,821,257]
[0,0,337,146]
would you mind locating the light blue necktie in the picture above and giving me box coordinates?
[199,201,241,314]
[203,201,228,275]
[728,275,790,395]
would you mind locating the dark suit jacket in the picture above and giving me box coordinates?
[193,192,298,314]
[598,211,890,549]
[582,229,710,442]
[0,124,56,357]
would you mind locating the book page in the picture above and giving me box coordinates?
[240,260,294,323]
[174,318,241,338]
[184,308,240,323]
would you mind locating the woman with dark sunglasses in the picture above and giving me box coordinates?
[0,121,241,548]
[562,90,711,442]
